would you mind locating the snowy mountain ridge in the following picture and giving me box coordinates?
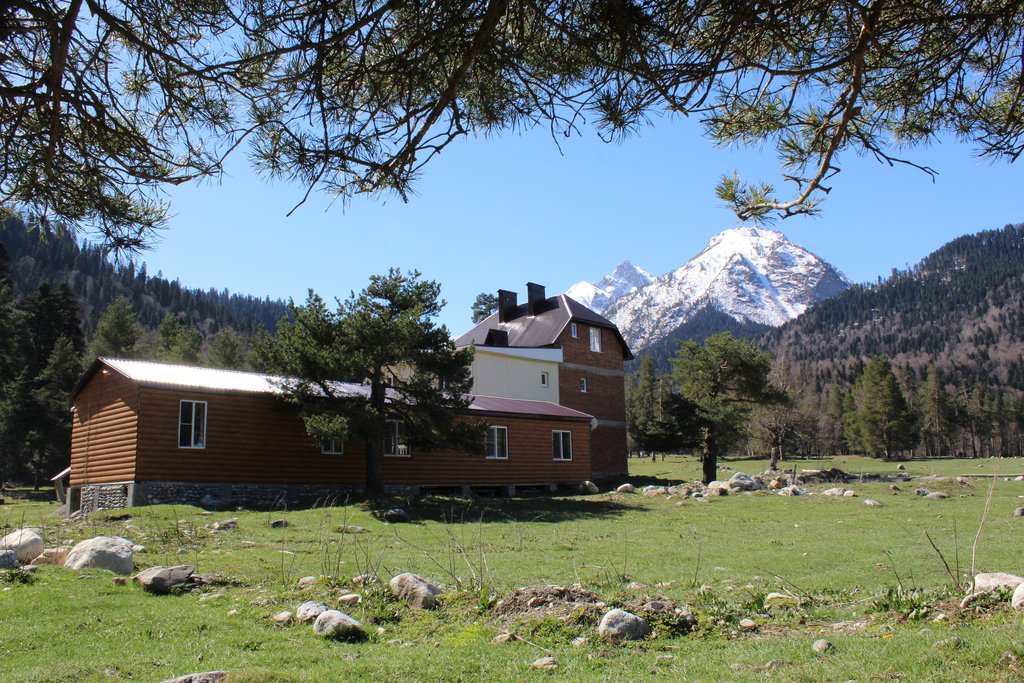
[568,227,851,352]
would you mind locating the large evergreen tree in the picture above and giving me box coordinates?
[627,355,677,455]
[848,356,919,459]
[259,270,480,494]
[88,294,140,359]
[670,333,784,484]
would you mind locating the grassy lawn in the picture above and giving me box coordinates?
[2,455,1024,681]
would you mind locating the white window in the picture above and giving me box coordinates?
[570,322,578,338]
[552,430,573,460]
[540,371,549,388]
[589,327,602,352]
[321,438,344,455]
[383,420,409,457]
[580,377,588,393]
[484,426,508,459]
[178,400,207,449]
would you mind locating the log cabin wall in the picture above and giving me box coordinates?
[70,367,140,486]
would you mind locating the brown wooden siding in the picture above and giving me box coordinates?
[132,387,590,486]
[70,369,139,485]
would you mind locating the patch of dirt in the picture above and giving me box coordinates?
[495,585,603,616]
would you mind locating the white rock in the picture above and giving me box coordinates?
[971,572,1024,594]
[1012,583,1024,611]
[615,484,635,493]
[582,480,599,494]
[925,491,949,499]
[597,608,650,642]
[0,529,44,564]
[822,488,845,496]
[313,609,366,641]
[389,572,443,609]
[64,536,134,575]
[338,593,362,606]
[812,638,833,653]
[272,610,294,626]
[843,490,857,497]
[532,657,558,670]
[778,485,806,497]
[739,618,757,630]
[31,547,71,565]
[863,499,883,508]
[295,600,331,623]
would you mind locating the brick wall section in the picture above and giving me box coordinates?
[556,323,629,479]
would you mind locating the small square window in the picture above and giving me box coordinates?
[540,371,549,388]
[321,438,344,455]
[178,400,207,449]
[580,377,588,393]
[485,426,508,459]
[570,322,578,338]
[589,327,602,352]
[552,430,573,460]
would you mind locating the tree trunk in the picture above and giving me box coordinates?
[365,438,383,496]
[701,430,717,484]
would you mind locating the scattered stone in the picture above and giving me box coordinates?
[313,609,366,641]
[924,491,948,499]
[227,609,238,617]
[0,529,44,564]
[199,592,225,602]
[843,490,857,497]
[337,525,368,534]
[998,652,1019,667]
[0,550,18,569]
[739,618,757,630]
[571,636,587,647]
[389,572,443,609]
[863,499,884,508]
[627,581,646,590]
[896,463,906,471]
[20,564,37,573]
[296,600,332,623]
[134,564,195,594]
[211,518,238,530]
[31,546,71,566]
[1013,584,1024,611]
[656,655,674,664]
[812,638,833,654]
[707,481,731,496]
[753,659,792,672]
[822,488,845,496]
[933,636,963,650]
[890,485,901,494]
[338,593,361,606]
[298,576,318,589]
[597,608,650,642]
[643,486,669,497]
[64,536,134,575]
[382,508,409,523]
[492,632,517,644]
[778,485,806,497]
[352,573,379,586]
[915,488,931,497]
[532,656,558,670]
[272,610,294,626]
[159,672,227,683]
[971,572,1024,594]
[615,483,635,493]
[270,519,289,528]
[728,472,761,492]
[1015,507,1024,518]
[765,592,795,604]
[112,576,127,586]
[582,480,599,494]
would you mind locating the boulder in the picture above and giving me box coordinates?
[64,536,134,575]
[135,565,195,594]
[728,473,760,492]
[298,576,318,589]
[296,600,332,623]
[31,546,71,566]
[0,550,18,569]
[842,490,857,497]
[389,572,443,609]
[971,572,1024,594]
[272,610,294,626]
[312,609,366,641]
[211,518,237,530]
[707,481,731,496]
[739,618,757,630]
[382,508,409,523]
[915,488,931,496]
[1012,583,1024,611]
[597,608,650,642]
[615,483,635,493]
[582,480,599,494]
[0,528,44,564]
[1015,507,1024,519]
[821,488,845,496]
[777,485,806,497]
[925,491,949,499]
[812,639,833,654]
[863,499,884,508]
[270,519,289,528]
[160,673,227,683]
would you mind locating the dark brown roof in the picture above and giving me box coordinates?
[454,294,633,359]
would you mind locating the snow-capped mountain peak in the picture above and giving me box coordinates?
[565,260,654,312]
[565,227,850,351]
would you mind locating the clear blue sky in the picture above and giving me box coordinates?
[147,115,1023,335]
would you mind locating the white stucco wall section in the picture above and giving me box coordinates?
[469,347,562,403]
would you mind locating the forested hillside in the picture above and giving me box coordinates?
[0,218,288,337]
[765,223,1024,392]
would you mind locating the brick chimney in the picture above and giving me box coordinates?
[497,289,518,323]
[526,282,546,316]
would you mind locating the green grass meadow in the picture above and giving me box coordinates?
[2,455,1024,681]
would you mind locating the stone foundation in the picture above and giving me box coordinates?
[78,482,133,514]
[73,481,366,512]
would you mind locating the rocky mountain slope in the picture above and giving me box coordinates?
[568,227,850,352]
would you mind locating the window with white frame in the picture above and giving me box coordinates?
[383,420,409,456]
[540,371,549,388]
[484,426,508,459]
[321,438,344,455]
[589,327,602,352]
[570,322,578,338]
[579,377,588,393]
[178,400,207,449]
[552,430,573,460]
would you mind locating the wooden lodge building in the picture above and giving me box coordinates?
[69,358,594,512]
[68,283,632,512]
